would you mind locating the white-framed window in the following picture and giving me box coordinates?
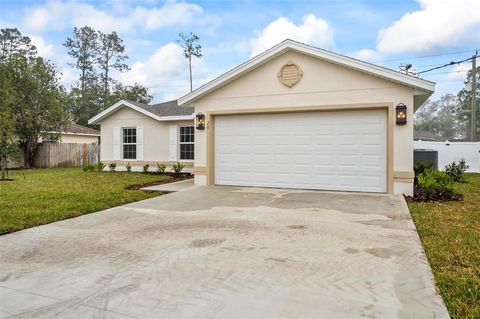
[179,126,194,160]
[122,127,137,159]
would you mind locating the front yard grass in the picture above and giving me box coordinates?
[0,168,171,235]
[408,173,480,319]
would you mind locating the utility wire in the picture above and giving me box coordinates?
[373,49,478,63]
[417,55,477,75]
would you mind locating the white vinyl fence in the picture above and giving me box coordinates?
[413,141,480,172]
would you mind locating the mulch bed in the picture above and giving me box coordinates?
[404,182,463,203]
[125,172,192,191]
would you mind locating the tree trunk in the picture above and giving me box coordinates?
[23,138,38,168]
[104,51,109,107]
[1,155,6,180]
[81,69,85,94]
[189,56,192,92]
[104,64,109,107]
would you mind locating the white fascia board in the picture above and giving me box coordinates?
[179,39,435,106]
[88,100,194,124]
[88,100,137,124]
[47,132,100,137]
[156,115,194,121]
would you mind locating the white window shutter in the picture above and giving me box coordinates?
[113,127,120,160]
[169,125,177,161]
[137,126,143,160]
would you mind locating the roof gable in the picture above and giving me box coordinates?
[179,39,435,107]
[88,100,194,125]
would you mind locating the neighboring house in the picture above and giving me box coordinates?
[7,123,100,169]
[43,123,100,144]
[89,39,435,195]
[413,130,445,142]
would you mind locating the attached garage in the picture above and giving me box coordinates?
[215,109,387,192]
[179,39,435,195]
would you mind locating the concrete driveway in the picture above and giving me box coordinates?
[0,186,448,319]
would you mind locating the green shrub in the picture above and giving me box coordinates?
[417,168,454,199]
[126,163,132,173]
[94,161,106,171]
[172,162,184,174]
[83,164,95,172]
[109,162,117,172]
[156,163,166,173]
[142,164,150,173]
[445,159,469,182]
[414,162,434,177]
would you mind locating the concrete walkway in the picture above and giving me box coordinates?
[0,186,449,319]
[141,178,196,192]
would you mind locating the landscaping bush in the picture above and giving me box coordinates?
[126,163,132,173]
[142,164,150,173]
[414,162,434,178]
[445,159,469,182]
[94,161,106,171]
[109,162,117,172]
[83,164,95,172]
[156,163,166,173]
[172,162,184,174]
[416,168,456,201]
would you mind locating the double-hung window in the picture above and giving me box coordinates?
[122,128,136,159]
[179,126,194,160]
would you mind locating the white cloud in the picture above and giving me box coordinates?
[132,2,203,30]
[22,0,207,33]
[352,49,384,62]
[121,43,186,87]
[118,43,222,102]
[58,67,78,88]
[377,0,480,54]
[29,35,55,59]
[248,14,334,57]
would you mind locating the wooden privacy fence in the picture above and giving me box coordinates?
[34,142,100,168]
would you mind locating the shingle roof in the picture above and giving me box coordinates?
[65,123,100,135]
[88,99,194,124]
[127,100,193,117]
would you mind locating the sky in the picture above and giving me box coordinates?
[1,0,479,103]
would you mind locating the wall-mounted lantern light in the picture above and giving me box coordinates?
[196,112,205,130]
[395,103,407,125]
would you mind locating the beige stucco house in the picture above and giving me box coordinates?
[89,40,435,195]
[89,100,195,171]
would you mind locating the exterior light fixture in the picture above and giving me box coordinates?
[395,103,407,125]
[196,112,205,130]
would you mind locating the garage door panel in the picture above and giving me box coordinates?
[215,110,387,192]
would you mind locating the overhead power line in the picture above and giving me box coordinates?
[375,49,478,63]
[417,55,477,75]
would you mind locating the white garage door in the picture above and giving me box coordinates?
[215,109,387,192]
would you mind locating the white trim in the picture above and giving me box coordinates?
[136,126,144,161]
[113,127,120,160]
[60,132,100,137]
[88,100,194,124]
[45,131,100,137]
[178,39,435,106]
[169,125,178,161]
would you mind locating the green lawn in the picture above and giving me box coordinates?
[0,168,171,235]
[408,173,480,319]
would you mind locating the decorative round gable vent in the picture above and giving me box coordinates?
[277,61,303,88]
